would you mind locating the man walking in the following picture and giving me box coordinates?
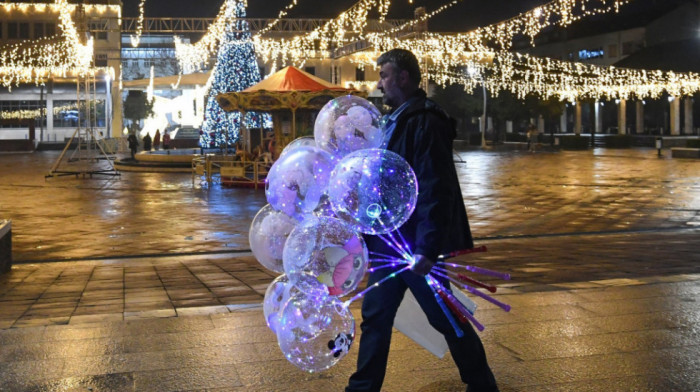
[345,49,499,392]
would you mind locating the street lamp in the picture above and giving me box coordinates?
[468,67,487,148]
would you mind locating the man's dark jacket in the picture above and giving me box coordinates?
[366,89,473,261]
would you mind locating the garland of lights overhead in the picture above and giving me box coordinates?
[176,0,697,99]
[175,0,396,73]
[331,0,700,100]
[3,0,696,102]
[0,0,115,89]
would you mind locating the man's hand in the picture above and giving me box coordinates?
[411,254,435,276]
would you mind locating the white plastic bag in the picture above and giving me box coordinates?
[393,283,477,358]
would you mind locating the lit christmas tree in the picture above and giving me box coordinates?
[200,0,267,149]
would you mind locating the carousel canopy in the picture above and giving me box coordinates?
[217,66,363,113]
[243,66,348,92]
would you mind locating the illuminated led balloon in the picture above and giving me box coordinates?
[328,148,417,235]
[283,216,368,297]
[279,136,317,159]
[249,204,297,273]
[314,95,383,160]
[265,146,334,219]
[276,292,355,373]
[263,273,327,334]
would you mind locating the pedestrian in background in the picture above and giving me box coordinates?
[127,132,139,159]
[162,130,171,150]
[526,123,538,152]
[345,48,499,392]
[143,132,152,151]
[153,129,161,150]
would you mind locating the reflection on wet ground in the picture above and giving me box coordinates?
[1,149,697,262]
[0,148,698,391]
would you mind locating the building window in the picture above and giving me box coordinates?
[0,100,47,128]
[18,22,29,39]
[332,65,341,85]
[578,48,604,60]
[95,54,108,67]
[89,22,108,40]
[355,67,365,81]
[45,23,55,37]
[7,22,18,39]
[53,100,106,128]
[304,66,316,76]
[608,44,618,58]
[34,23,45,39]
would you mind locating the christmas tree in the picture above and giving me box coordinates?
[200,0,267,149]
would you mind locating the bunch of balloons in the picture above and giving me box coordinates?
[249,95,419,373]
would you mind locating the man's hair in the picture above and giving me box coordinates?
[377,49,421,85]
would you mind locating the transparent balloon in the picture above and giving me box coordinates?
[277,292,355,373]
[328,148,418,235]
[279,136,317,159]
[314,95,383,160]
[263,273,327,334]
[249,204,298,273]
[283,216,368,297]
[265,146,335,219]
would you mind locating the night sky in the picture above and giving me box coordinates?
[120,0,691,34]
[121,0,550,32]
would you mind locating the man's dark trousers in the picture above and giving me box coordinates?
[345,264,498,392]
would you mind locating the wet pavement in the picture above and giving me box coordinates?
[0,148,698,391]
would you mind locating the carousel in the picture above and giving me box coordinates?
[197,66,364,187]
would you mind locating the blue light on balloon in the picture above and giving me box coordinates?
[366,203,381,219]
[328,148,418,235]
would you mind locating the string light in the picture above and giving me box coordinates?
[0,101,103,120]
[129,0,146,48]
[175,0,675,103]
[0,0,115,89]
[423,50,700,101]
[256,0,300,37]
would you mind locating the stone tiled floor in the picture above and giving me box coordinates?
[0,148,698,391]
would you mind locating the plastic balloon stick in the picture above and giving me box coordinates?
[378,233,412,261]
[343,264,412,307]
[438,245,488,260]
[431,270,511,312]
[432,266,498,293]
[383,226,412,257]
[433,282,485,332]
[457,273,497,293]
[426,276,464,338]
[436,262,511,281]
[367,263,403,273]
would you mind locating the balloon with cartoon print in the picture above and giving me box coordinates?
[282,216,368,297]
[263,273,327,334]
[276,292,355,372]
[314,95,383,160]
[265,146,334,219]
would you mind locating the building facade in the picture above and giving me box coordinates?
[0,1,122,144]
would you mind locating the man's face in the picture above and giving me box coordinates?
[377,62,404,109]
